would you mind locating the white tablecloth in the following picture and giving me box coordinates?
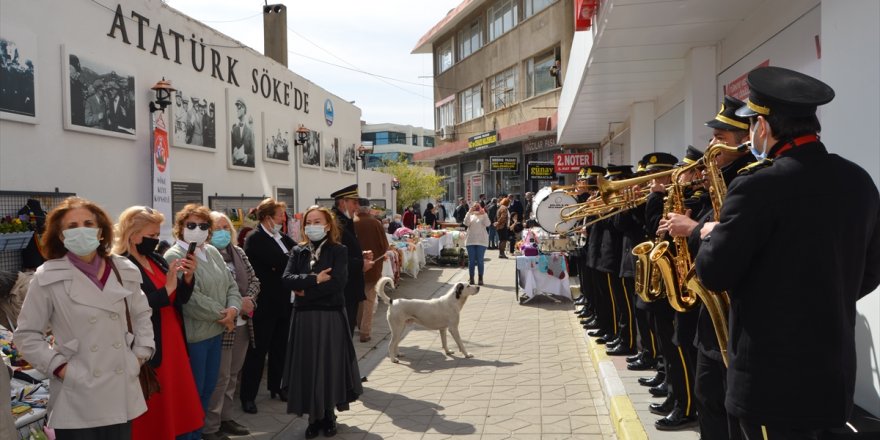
[516,254,571,302]
[421,234,453,257]
[388,242,426,278]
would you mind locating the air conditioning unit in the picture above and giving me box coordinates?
[439,125,454,140]
[476,159,489,173]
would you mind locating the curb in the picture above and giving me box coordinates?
[582,323,648,440]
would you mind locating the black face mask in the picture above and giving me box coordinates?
[135,237,160,255]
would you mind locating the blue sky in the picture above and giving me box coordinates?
[165,0,460,130]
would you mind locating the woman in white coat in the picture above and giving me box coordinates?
[14,197,154,440]
[463,202,491,286]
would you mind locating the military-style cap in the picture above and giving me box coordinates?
[636,161,646,173]
[330,184,359,200]
[735,66,835,118]
[676,145,704,166]
[605,165,633,181]
[234,98,247,111]
[706,95,750,131]
[641,152,678,171]
[577,166,606,180]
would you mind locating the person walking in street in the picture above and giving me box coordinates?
[240,198,296,414]
[463,202,490,285]
[354,198,389,343]
[115,206,204,440]
[203,212,261,440]
[164,204,242,440]
[486,198,499,249]
[14,197,155,440]
[281,206,363,439]
[494,198,510,259]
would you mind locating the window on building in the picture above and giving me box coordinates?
[527,50,557,97]
[382,183,387,197]
[366,182,372,197]
[361,132,375,143]
[437,101,455,130]
[459,84,483,122]
[424,136,435,147]
[366,131,407,145]
[525,0,555,18]
[489,66,517,111]
[412,135,419,146]
[458,19,483,60]
[488,0,518,42]
[437,39,454,73]
[388,132,406,144]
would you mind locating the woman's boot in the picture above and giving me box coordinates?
[498,241,507,258]
[478,275,484,286]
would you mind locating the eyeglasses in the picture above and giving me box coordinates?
[185,222,210,231]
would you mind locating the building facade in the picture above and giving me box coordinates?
[558,0,880,418]
[412,0,596,203]
[360,122,435,168]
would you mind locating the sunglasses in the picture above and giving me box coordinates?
[185,222,210,231]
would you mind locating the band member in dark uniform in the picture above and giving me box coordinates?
[664,96,752,439]
[330,184,373,335]
[696,66,880,439]
[574,166,599,321]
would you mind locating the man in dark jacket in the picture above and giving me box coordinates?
[330,184,373,335]
[453,197,469,223]
[696,67,880,438]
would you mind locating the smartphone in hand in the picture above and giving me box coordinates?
[186,241,197,256]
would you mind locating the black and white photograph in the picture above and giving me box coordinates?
[227,90,258,171]
[262,113,290,163]
[342,143,357,173]
[0,25,37,123]
[172,89,216,151]
[62,46,136,139]
[323,136,339,170]
[300,129,321,168]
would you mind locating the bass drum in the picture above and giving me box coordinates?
[534,187,578,234]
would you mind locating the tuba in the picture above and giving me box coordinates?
[680,142,749,367]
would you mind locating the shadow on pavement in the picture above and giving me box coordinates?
[388,345,519,373]
[359,387,477,435]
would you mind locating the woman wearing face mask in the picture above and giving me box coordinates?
[164,204,242,440]
[203,212,260,439]
[114,206,204,440]
[13,197,154,440]
[282,206,362,439]
[239,198,296,414]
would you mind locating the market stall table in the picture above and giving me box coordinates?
[515,253,572,303]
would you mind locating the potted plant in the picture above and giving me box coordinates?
[0,216,34,251]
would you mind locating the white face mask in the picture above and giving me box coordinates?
[63,227,101,256]
[272,222,283,234]
[183,227,209,246]
[749,119,770,161]
[304,225,327,241]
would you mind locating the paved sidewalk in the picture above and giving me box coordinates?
[231,254,617,439]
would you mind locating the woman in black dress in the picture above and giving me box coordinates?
[282,206,362,438]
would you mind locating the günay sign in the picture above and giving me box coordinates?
[553,152,594,173]
[106,4,310,114]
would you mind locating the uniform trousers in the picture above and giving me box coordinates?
[614,276,637,350]
[591,269,615,336]
[635,305,657,358]
[695,349,741,440]
[739,422,821,440]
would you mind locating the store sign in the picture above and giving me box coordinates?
[490,156,519,172]
[468,131,498,149]
[523,135,557,153]
[725,60,770,101]
[553,152,594,173]
[528,161,556,180]
[151,111,172,239]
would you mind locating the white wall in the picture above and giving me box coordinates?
[0,0,359,220]
[357,168,394,212]
[821,0,880,419]
[654,101,685,155]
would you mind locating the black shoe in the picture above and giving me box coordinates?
[638,372,666,387]
[627,357,658,371]
[469,277,474,285]
[606,344,636,356]
[305,422,321,439]
[576,307,591,317]
[582,320,601,330]
[649,397,675,416]
[241,400,257,414]
[574,296,587,305]
[595,334,616,345]
[220,419,250,436]
[654,407,698,431]
[649,381,669,397]
[587,329,606,338]
[478,277,484,286]
[626,351,645,363]
[322,419,337,437]
[270,389,288,402]
[605,336,621,347]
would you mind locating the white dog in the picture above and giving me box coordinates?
[377,278,480,363]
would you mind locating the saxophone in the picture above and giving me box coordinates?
[632,197,667,303]
[681,142,748,367]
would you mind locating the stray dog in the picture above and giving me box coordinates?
[377,279,480,363]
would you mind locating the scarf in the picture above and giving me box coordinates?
[67,253,106,289]
[307,239,328,271]
[218,245,250,296]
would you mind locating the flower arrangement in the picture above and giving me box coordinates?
[0,216,29,233]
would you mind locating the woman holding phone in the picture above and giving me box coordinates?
[281,206,362,439]
[164,204,242,440]
[463,202,491,285]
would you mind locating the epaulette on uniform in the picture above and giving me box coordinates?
[688,189,706,201]
[737,159,773,175]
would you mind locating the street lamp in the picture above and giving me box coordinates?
[149,78,175,113]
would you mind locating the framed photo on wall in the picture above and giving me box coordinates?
[0,24,38,124]
[226,89,258,171]
[262,112,291,164]
[300,129,321,168]
[342,142,357,174]
[171,89,217,152]
[61,45,136,140]
[323,136,340,171]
